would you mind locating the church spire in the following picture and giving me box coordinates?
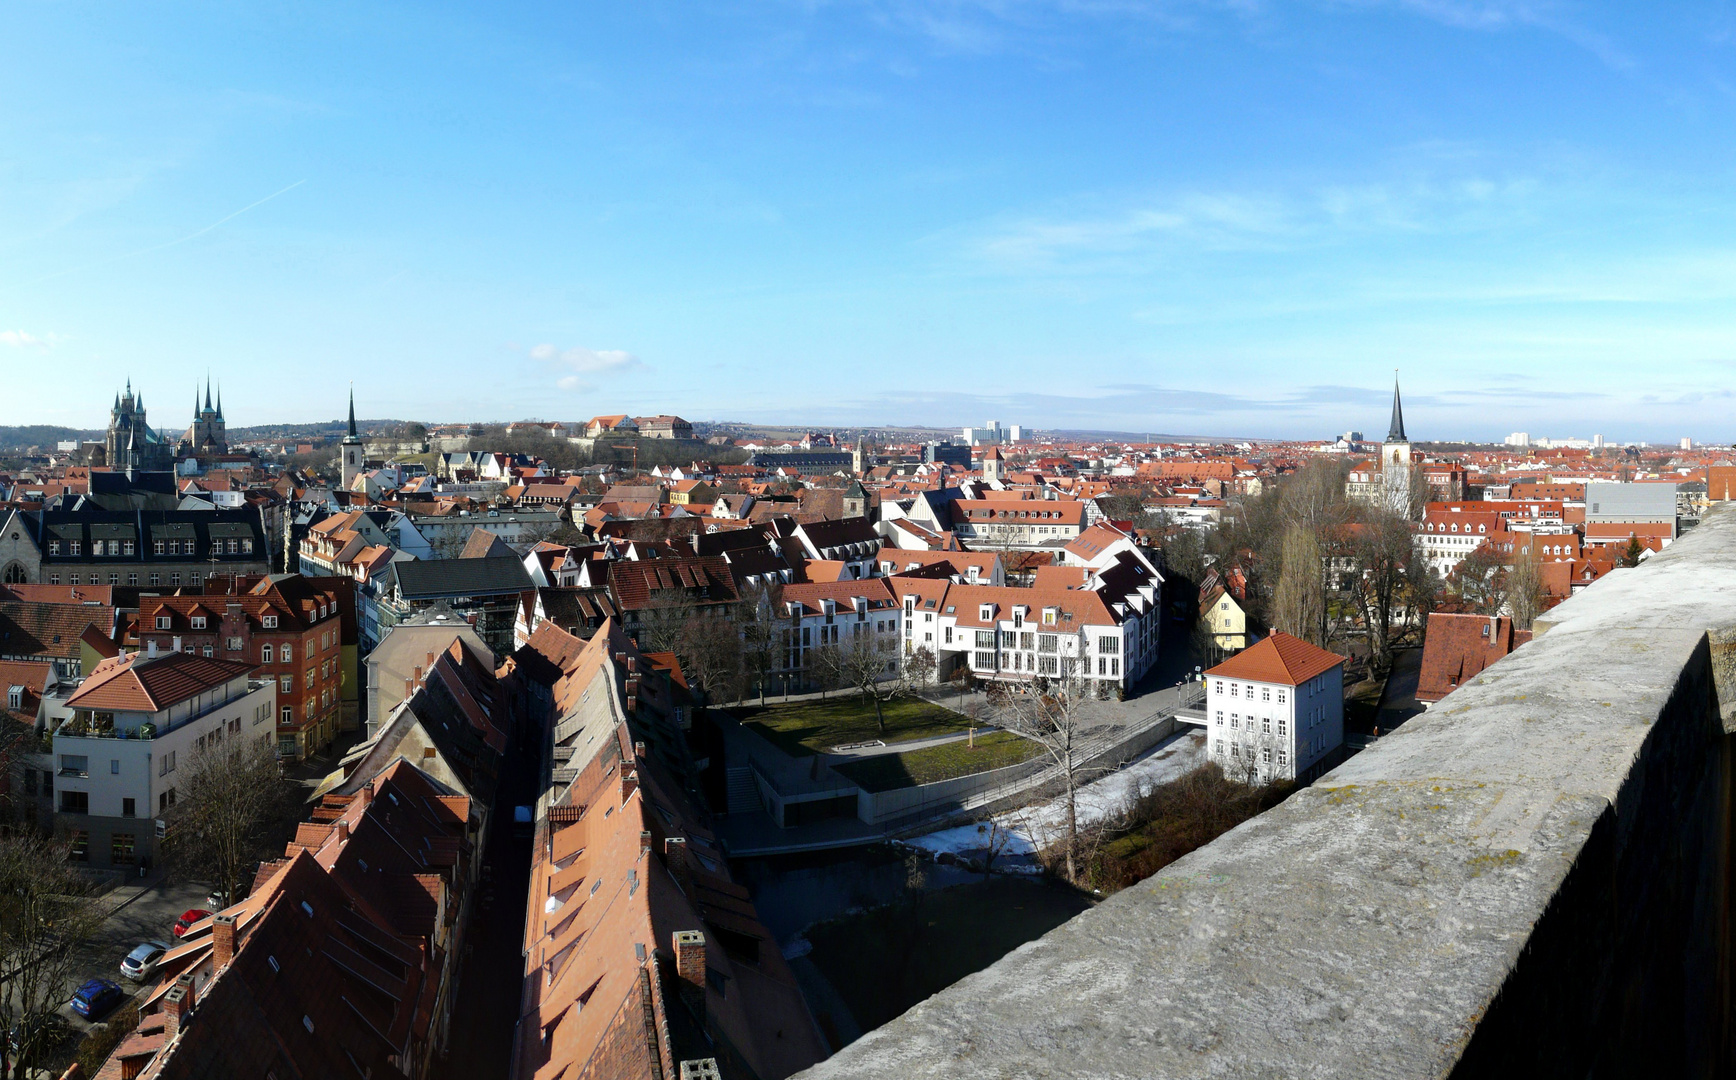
[204,375,212,413]
[347,386,358,439]
[1387,371,1407,443]
[216,383,222,420]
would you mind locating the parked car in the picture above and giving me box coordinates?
[70,979,126,1020]
[120,940,172,981]
[172,909,212,938]
[8,1011,69,1057]
[205,888,231,911]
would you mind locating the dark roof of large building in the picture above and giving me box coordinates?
[394,556,533,600]
[12,507,268,564]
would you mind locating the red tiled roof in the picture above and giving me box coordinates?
[66,651,257,712]
[1205,632,1346,687]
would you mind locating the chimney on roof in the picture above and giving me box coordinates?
[146,640,158,659]
[335,819,350,844]
[171,636,181,653]
[673,930,707,1024]
[212,913,237,969]
[164,973,195,1037]
[664,836,691,895]
[640,829,652,857]
[357,783,372,809]
[621,767,638,805]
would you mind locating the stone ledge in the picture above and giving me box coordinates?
[797,507,1736,1079]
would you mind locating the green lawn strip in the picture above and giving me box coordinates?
[804,879,1095,1032]
[832,731,1038,793]
[736,695,973,756]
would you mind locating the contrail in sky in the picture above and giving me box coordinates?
[27,179,308,284]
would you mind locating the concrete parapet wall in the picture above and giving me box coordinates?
[798,506,1736,1079]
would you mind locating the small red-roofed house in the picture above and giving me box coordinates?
[1204,632,1348,783]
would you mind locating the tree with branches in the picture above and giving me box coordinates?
[1345,507,1426,672]
[1271,525,1326,646]
[997,632,1095,884]
[164,735,304,906]
[1446,543,1506,615]
[837,636,907,733]
[0,834,104,1079]
[1506,542,1548,631]
[905,645,937,690]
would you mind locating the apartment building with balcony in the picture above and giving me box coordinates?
[54,650,275,870]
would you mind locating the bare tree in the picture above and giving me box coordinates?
[905,645,937,690]
[804,642,844,700]
[0,834,105,1079]
[673,613,744,705]
[1271,525,1325,645]
[736,584,786,705]
[636,592,698,655]
[1447,543,1507,615]
[1346,508,1425,671]
[837,636,906,733]
[1506,542,1547,631]
[997,632,1094,884]
[164,734,304,905]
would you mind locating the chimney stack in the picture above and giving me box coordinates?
[164,973,195,1037]
[665,836,691,895]
[172,636,181,653]
[335,819,350,844]
[357,783,373,809]
[673,930,707,1022]
[147,640,158,659]
[621,767,638,804]
[212,913,237,968]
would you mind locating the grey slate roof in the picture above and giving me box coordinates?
[394,556,534,600]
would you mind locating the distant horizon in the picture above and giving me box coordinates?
[9,406,1725,453]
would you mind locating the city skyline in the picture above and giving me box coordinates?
[7,4,1736,439]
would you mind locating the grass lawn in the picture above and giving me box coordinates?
[832,731,1039,793]
[806,878,1094,1033]
[737,695,972,756]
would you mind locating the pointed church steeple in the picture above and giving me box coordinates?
[204,376,213,413]
[346,386,359,440]
[1387,372,1407,443]
[216,383,223,419]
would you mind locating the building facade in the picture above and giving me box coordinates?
[55,651,275,869]
[0,508,271,588]
[1204,633,1346,783]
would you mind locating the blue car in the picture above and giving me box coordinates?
[70,979,125,1020]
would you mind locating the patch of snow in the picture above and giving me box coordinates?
[905,729,1208,865]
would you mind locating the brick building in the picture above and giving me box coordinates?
[134,575,353,761]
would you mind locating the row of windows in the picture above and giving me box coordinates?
[46,537,254,557]
[51,570,237,588]
[1213,741,1288,766]
[1215,711,1288,736]
[1215,681,1287,705]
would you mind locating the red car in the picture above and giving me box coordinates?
[172,909,212,938]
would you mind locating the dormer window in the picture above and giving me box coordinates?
[5,687,20,711]
[262,616,278,629]
[155,616,170,630]
[979,604,994,621]
[191,617,206,630]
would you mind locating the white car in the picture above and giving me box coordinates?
[120,940,171,982]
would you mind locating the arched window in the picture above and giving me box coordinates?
[0,564,24,585]
[262,644,274,664]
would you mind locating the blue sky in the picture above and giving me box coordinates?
[4,1,1736,441]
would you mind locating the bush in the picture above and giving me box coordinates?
[1082,764,1293,893]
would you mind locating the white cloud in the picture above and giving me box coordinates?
[529,344,642,392]
[0,330,59,349]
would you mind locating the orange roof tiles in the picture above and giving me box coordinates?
[1205,632,1346,687]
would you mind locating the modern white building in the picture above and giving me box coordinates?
[55,649,275,869]
[1204,633,1346,784]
